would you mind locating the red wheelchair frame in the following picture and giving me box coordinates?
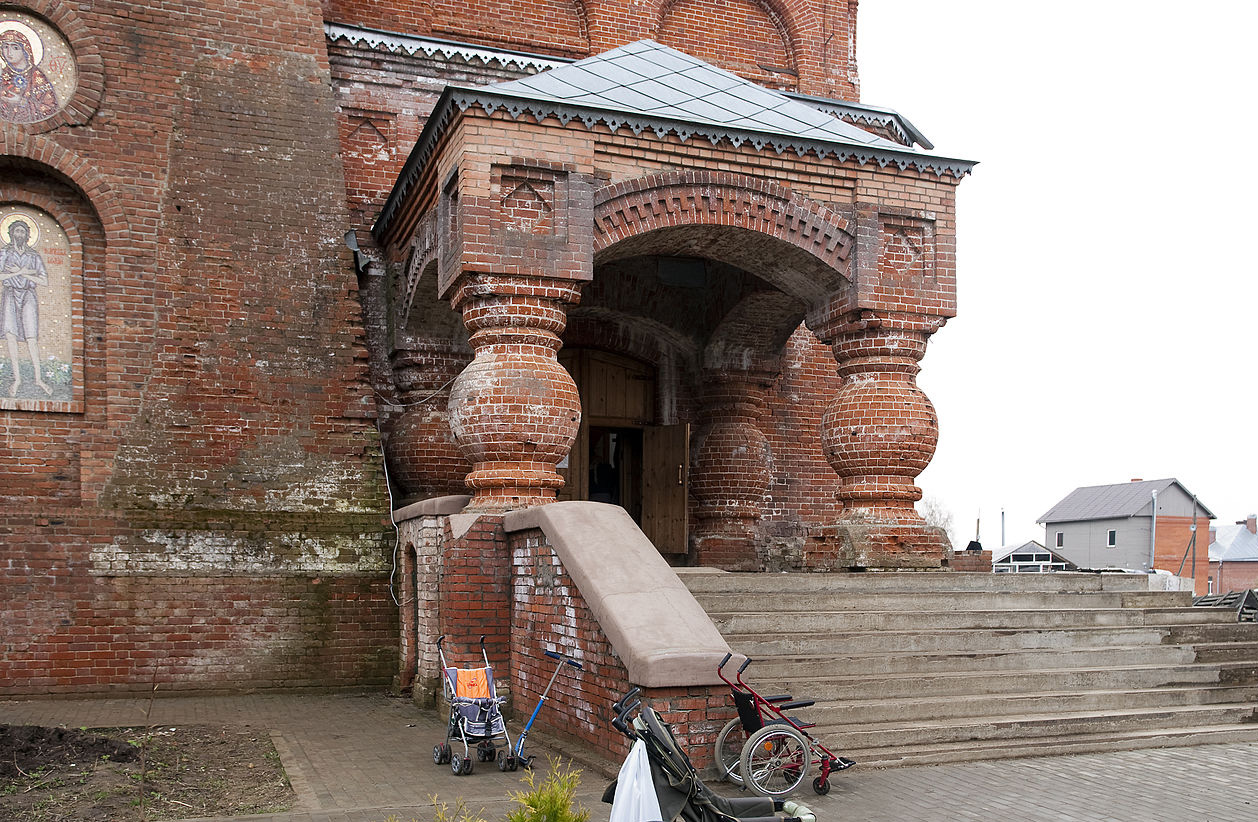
[714,653,854,797]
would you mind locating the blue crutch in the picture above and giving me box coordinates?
[498,649,583,771]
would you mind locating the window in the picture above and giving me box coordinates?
[1106,529,1117,548]
[1055,531,1064,548]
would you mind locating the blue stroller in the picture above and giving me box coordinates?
[432,635,513,775]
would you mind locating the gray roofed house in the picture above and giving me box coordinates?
[1038,479,1214,592]
[1210,515,1258,591]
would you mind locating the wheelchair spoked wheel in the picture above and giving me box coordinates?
[713,717,750,785]
[433,742,451,765]
[738,724,811,798]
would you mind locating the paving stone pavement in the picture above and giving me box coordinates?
[3,693,1257,822]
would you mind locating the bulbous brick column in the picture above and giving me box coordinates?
[386,342,472,500]
[447,275,583,512]
[690,374,772,570]
[808,312,951,569]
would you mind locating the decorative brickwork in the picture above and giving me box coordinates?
[691,373,774,569]
[447,274,584,511]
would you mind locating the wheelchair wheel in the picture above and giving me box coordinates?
[433,742,451,765]
[738,724,810,798]
[812,776,831,795]
[714,717,751,785]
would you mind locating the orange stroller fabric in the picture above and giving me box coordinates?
[454,667,491,699]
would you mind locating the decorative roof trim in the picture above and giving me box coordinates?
[784,93,934,150]
[324,23,570,73]
[375,86,975,241]
[374,92,459,243]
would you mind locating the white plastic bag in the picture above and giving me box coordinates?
[610,738,665,822]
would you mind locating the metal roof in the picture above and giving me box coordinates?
[1210,524,1258,563]
[374,39,976,241]
[1038,478,1216,524]
[483,40,906,150]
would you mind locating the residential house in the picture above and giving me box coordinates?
[1039,479,1213,593]
[993,540,1076,573]
[1209,515,1258,593]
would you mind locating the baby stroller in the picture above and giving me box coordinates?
[605,688,817,822]
[432,635,513,775]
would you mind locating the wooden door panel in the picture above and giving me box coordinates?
[642,423,689,555]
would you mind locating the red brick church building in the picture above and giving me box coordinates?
[2,0,970,754]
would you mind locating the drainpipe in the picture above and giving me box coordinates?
[1148,489,1158,571]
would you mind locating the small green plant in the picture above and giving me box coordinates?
[504,759,590,822]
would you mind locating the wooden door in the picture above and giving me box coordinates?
[642,423,689,556]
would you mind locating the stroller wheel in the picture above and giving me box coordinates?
[497,752,514,772]
[433,743,451,765]
[477,742,495,762]
[451,752,472,776]
[812,776,831,795]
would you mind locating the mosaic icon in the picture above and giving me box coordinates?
[0,13,77,124]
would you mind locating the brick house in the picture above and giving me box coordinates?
[2,0,972,761]
[1038,479,1214,593]
[1209,515,1258,593]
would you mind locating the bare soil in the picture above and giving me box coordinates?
[0,723,294,821]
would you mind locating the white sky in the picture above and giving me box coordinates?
[856,1,1258,549]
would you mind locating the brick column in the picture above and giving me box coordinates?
[690,373,773,570]
[447,274,583,512]
[386,341,471,499]
[808,311,950,568]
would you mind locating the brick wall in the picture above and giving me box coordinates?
[508,526,730,766]
[1,0,395,695]
[1153,515,1212,595]
[325,0,860,98]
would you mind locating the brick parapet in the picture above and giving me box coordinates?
[508,525,728,767]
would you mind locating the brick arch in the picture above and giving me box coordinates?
[564,311,701,425]
[656,0,798,89]
[593,171,852,306]
[0,131,129,250]
[5,0,106,133]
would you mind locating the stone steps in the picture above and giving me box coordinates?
[687,571,1258,766]
[709,606,1231,634]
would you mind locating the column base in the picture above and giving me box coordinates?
[803,522,951,570]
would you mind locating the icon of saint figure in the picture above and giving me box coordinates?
[0,28,58,124]
[1,218,52,395]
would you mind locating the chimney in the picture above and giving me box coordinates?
[1248,514,1257,535]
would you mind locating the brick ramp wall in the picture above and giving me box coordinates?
[504,504,734,767]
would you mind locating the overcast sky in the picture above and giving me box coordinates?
[855,1,1258,550]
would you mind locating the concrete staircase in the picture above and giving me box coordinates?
[683,571,1258,766]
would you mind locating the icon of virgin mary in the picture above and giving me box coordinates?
[0,26,58,124]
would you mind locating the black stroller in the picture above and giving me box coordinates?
[605,688,817,822]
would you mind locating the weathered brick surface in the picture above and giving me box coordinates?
[508,526,729,766]
[325,0,859,98]
[2,0,394,695]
